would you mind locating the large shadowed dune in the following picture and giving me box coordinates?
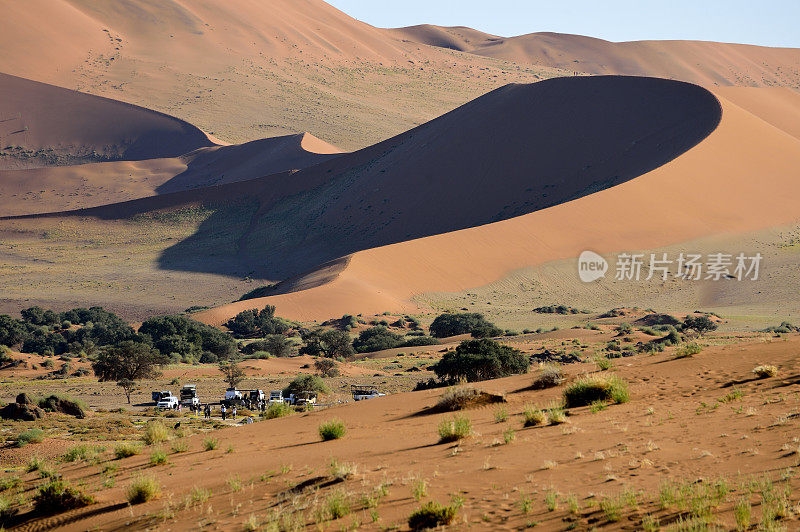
[24,76,721,285]
[0,72,214,170]
[160,75,721,280]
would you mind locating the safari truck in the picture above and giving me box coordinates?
[289,391,317,407]
[151,390,173,404]
[180,385,199,407]
[351,385,386,401]
[156,395,179,410]
[223,388,243,406]
[268,391,284,404]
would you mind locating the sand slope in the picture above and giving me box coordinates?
[0,72,214,170]
[388,27,800,88]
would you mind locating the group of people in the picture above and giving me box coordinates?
[195,401,268,420]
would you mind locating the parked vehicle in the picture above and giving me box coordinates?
[151,390,173,403]
[351,385,386,401]
[289,391,317,407]
[180,385,199,407]
[268,391,284,404]
[248,389,265,404]
[156,396,179,410]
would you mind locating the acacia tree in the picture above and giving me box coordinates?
[92,341,167,403]
[219,359,245,389]
[117,378,138,404]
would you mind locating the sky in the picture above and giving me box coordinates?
[326,0,800,48]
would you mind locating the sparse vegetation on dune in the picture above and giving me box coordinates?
[563,374,630,408]
[319,419,347,441]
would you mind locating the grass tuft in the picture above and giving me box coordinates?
[127,474,161,504]
[438,415,471,443]
[563,374,630,408]
[319,419,347,441]
[408,500,458,531]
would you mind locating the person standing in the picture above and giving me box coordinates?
[221,403,227,421]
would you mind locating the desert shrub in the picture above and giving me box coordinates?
[763,321,798,334]
[300,329,354,358]
[142,420,170,445]
[225,305,289,338]
[429,313,500,338]
[408,500,459,530]
[534,305,585,315]
[314,358,340,377]
[753,365,778,378]
[659,327,682,346]
[38,394,86,418]
[432,339,528,383]
[400,335,439,347]
[140,314,236,359]
[616,323,633,335]
[564,375,630,408]
[639,327,658,336]
[34,478,93,514]
[682,315,718,335]
[15,428,44,447]
[0,475,20,492]
[436,387,480,411]
[523,405,546,427]
[675,343,702,358]
[263,403,294,419]
[127,474,161,504]
[203,438,218,451]
[470,323,504,338]
[438,415,471,443]
[114,442,141,459]
[0,315,27,347]
[283,374,329,397]
[531,365,564,389]
[352,326,402,353]
[319,419,346,441]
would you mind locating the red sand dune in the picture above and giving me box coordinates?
[0,0,411,88]
[0,73,214,170]
[388,26,800,88]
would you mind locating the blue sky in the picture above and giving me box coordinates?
[327,1,800,48]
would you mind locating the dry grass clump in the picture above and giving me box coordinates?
[563,374,630,408]
[142,420,170,445]
[127,474,161,504]
[438,415,471,443]
[408,500,459,530]
[752,365,778,378]
[435,386,505,412]
[114,442,141,459]
[34,478,94,514]
[531,365,565,389]
[522,404,547,427]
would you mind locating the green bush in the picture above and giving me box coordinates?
[352,326,402,353]
[263,403,294,419]
[429,312,501,338]
[203,438,218,451]
[127,474,161,504]
[563,375,630,408]
[225,305,288,339]
[34,478,94,514]
[319,419,346,441]
[432,339,528,383]
[62,445,99,463]
[408,500,459,530]
[15,428,44,447]
[438,415,471,443]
